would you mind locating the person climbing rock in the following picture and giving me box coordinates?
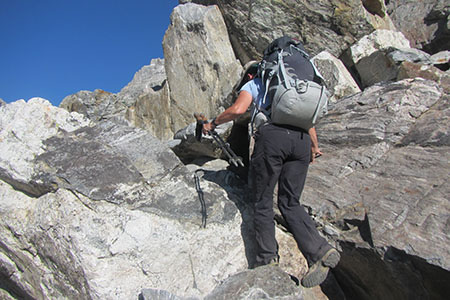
[203,36,339,287]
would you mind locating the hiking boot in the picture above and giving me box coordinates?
[301,248,340,288]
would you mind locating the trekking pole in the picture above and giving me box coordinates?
[209,131,244,167]
[194,169,207,228]
[193,113,244,168]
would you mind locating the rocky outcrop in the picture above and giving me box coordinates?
[60,59,173,140]
[60,89,121,122]
[0,100,252,299]
[162,3,242,133]
[0,98,90,197]
[182,0,395,63]
[117,58,167,108]
[301,78,449,299]
[61,4,243,138]
[123,59,173,140]
[386,0,450,53]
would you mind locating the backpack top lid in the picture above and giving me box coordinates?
[260,36,315,82]
[263,36,307,59]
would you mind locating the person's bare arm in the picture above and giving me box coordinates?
[203,90,253,133]
[309,127,323,163]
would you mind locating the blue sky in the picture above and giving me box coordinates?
[1,0,179,106]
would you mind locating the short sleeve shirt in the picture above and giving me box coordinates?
[239,78,269,110]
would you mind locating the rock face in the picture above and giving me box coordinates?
[182,0,395,62]
[162,3,242,132]
[386,0,450,53]
[0,98,91,197]
[0,100,256,299]
[302,78,449,299]
[117,58,167,108]
[0,99,319,298]
[123,59,173,140]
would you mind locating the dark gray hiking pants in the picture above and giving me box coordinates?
[251,123,330,265]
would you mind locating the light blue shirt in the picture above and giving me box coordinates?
[239,78,269,110]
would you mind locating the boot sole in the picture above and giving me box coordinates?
[301,264,329,288]
[301,249,340,288]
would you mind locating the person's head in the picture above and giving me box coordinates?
[235,60,259,91]
[245,63,259,81]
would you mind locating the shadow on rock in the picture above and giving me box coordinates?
[196,168,257,268]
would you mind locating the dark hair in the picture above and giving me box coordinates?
[246,63,259,77]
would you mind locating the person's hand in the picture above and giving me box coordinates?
[202,121,216,135]
[310,146,323,163]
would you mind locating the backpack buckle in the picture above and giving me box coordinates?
[294,79,308,93]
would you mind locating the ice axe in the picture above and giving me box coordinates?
[194,113,244,168]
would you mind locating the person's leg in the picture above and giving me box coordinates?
[251,124,285,265]
[276,129,339,287]
[277,158,331,264]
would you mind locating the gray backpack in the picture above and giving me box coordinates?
[252,36,328,131]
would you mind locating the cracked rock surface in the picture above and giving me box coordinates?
[302,78,449,299]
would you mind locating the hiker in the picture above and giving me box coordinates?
[203,36,339,288]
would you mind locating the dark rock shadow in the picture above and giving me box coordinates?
[329,241,450,300]
[320,271,347,300]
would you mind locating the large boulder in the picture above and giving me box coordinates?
[341,29,411,68]
[204,265,303,300]
[163,3,242,133]
[182,0,395,62]
[355,47,433,88]
[312,51,361,102]
[302,78,449,299]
